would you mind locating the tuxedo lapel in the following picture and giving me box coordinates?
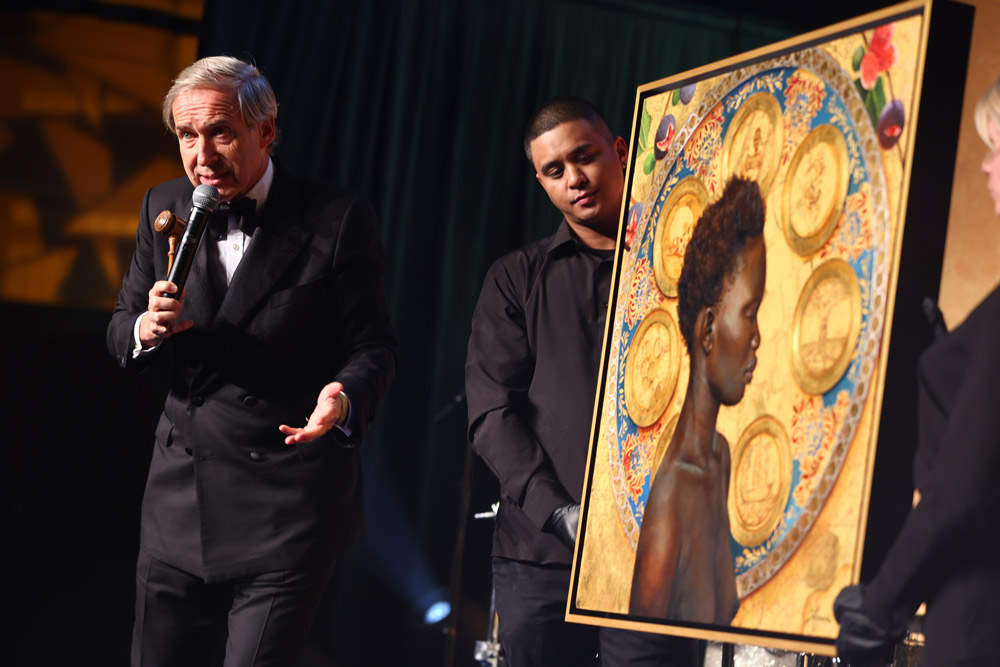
[213,221,310,329]
[188,237,222,320]
[212,168,312,330]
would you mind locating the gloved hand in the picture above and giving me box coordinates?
[833,584,902,667]
[544,503,580,551]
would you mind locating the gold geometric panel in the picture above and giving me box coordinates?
[40,119,112,208]
[0,7,197,308]
[0,246,78,303]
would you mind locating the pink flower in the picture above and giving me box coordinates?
[860,23,897,90]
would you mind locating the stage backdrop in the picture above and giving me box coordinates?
[568,0,971,653]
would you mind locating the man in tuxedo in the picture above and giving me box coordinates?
[107,56,396,666]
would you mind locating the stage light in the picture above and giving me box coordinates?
[418,587,452,625]
[423,599,451,625]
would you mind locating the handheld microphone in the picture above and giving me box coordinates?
[164,184,220,299]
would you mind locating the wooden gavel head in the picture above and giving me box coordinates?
[154,210,187,238]
[154,210,187,273]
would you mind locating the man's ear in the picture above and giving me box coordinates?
[697,307,715,356]
[258,115,276,149]
[614,136,628,168]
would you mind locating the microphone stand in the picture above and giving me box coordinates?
[433,392,470,667]
[437,390,507,667]
[472,503,504,667]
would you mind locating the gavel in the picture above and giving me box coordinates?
[154,210,187,273]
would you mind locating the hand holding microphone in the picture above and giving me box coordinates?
[139,184,220,348]
[164,184,220,298]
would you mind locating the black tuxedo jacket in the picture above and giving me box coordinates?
[108,163,396,582]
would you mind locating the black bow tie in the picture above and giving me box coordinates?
[209,197,258,239]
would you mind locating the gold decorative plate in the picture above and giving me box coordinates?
[624,308,681,427]
[721,92,783,196]
[781,124,849,256]
[652,177,709,298]
[728,415,792,547]
[790,259,862,395]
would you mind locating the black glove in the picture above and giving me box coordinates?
[833,585,902,667]
[544,503,580,551]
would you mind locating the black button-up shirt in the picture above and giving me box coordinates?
[466,220,613,565]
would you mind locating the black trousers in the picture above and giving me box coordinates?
[492,557,699,667]
[131,550,337,667]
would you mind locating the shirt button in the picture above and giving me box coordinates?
[249,451,263,462]
[242,395,258,408]
[233,243,240,251]
[190,395,204,407]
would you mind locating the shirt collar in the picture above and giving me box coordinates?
[242,157,274,216]
[545,219,579,255]
[545,218,615,259]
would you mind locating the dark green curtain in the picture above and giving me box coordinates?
[198,0,790,516]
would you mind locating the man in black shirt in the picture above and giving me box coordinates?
[466,97,696,666]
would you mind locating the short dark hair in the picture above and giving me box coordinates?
[523,96,614,162]
[677,177,766,351]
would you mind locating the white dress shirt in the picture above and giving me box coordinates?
[133,158,274,356]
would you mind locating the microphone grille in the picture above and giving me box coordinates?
[192,184,221,211]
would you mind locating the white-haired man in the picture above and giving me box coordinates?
[108,56,396,666]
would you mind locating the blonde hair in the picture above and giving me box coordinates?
[974,75,1000,151]
[162,56,279,147]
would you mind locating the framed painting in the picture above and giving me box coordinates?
[569,0,972,652]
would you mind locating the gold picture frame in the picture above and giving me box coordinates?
[569,0,971,653]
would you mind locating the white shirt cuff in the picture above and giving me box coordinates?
[131,312,160,359]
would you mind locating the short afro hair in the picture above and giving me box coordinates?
[677,177,765,351]
[523,96,614,162]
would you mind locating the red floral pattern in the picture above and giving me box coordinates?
[624,257,649,329]
[685,104,724,195]
[782,72,826,165]
[791,391,849,506]
[621,433,649,502]
[821,183,873,261]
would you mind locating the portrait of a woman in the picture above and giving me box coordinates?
[629,177,766,624]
